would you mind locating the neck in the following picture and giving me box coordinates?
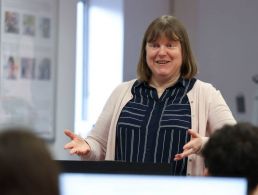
[149,75,180,90]
[149,75,180,97]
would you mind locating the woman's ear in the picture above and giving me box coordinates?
[203,167,210,176]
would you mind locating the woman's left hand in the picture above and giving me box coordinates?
[174,129,202,161]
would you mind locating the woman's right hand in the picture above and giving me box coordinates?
[64,129,91,156]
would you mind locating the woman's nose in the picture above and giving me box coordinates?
[158,45,167,55]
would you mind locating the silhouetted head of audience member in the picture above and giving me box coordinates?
[0,127,60,195]
[202,122,258,195]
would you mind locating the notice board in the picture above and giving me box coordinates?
[0,0,58,140]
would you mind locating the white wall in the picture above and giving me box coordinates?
[174,0,258,123]
[50,0,79,160]
[123,0,173,81]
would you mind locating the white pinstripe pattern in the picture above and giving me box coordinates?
[115,79,196,175]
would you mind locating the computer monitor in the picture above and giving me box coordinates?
[59,172,247,195]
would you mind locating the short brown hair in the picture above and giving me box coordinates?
[137,15,197,81]
[0,127,60,195]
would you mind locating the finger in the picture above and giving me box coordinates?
[70,148,87,156]
[174,148,194,161]
[64,129,77,140]
[64,142,74,149]
[70,148,77,155]
[188,129,200,138]
[174,154,183,161]
[183,138,197,150]
[183,141,192,150]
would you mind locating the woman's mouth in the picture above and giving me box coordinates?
[156,60,170,64]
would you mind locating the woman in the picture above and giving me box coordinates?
[64,15,236,176]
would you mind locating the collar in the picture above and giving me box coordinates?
[136,77,187,89]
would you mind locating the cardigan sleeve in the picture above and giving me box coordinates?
[82,83,128,160]
[196,86,236,157]
[82,80,135,160]
[207,87,236,134]
[187,81,236,176]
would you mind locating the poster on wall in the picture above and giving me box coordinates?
[0,0,58,140]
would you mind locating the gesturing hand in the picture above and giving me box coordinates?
[64,129,91,156]
[174,129,202,161]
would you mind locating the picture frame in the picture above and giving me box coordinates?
[0,0,58,141]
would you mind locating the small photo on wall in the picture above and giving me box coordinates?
[38,57,51,80]
[22,14,36,36]
[20,57,36,79]
[39,17,51,38]
[4,11,20,34]
[5,55,19,80]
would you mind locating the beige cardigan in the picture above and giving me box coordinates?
[84,79,236,176]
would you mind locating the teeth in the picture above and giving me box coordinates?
[156,60,169,64]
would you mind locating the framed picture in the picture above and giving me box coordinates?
[0,0,58,140]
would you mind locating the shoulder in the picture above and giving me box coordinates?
[188,79,221,99]
[103,79,137,109]
[110,79,137,97]
[192,79,218,92]
[114,79,137,91]
[194,79,214,88]
[117,79,137,88]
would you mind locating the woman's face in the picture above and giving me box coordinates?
[146,35,182,83]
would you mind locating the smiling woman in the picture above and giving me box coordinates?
[146,37,182,96]
[64,15,236,176]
